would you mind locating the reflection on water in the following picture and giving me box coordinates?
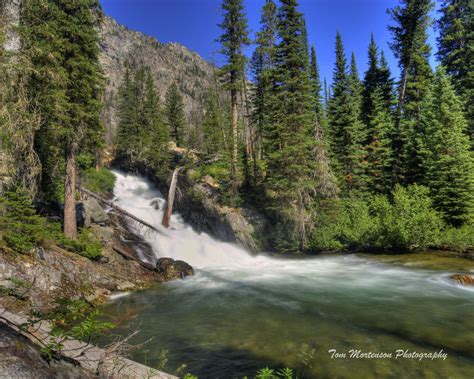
[100,171,474,378]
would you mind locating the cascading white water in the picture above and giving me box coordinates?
[112,170,268,269]
[104,171,474,378]
[112,170,474,293]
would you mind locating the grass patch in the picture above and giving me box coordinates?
[81,167,116,196]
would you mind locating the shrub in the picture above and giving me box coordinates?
[58,228,102,260]
[384,185,443,249]
[0,189,51,253]
[0,188,101,259]
[437,223,474,253]
[81,167,116,195]
[310,185,444,252]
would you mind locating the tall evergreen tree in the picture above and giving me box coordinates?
[328,34,366,191]
[422,67,473,225]
[309,45,323,119]
[264,0,336,250]
[437,0,473,140]
[201,87,228,157]
[250,0,278,180]
[218,0,250,193]
[23,0,104,239]
[388,0,433,184]
[144,72,169,176]
[378,51,395,111]
[165,82,187,147]
[347,53,368,190]
[116,67,138,165]
[366,87,394,194]
[362,34,380,126]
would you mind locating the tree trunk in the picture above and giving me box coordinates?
[395,64,410,132]
[64,144,77,240]
[162,167,182,228]
[231,88,238,193]
[95,149,101,172]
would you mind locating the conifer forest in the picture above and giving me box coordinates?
[0,1,473,378]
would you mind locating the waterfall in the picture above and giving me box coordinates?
[112,170,267,269]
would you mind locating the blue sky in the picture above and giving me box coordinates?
[100,0,440,85]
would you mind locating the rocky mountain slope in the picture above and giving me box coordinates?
[98,16,219,144]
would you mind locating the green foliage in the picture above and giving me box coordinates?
[0,188,101,259]
[328,32,367,191]
[33,298,113,360]
[421,67,473,226]
[116,66,171,176]
[388,0,434,184]
[436,0,473,140]
[0,188,51,253]
[311,185,443,251]
[438,223,474,253]
[22,0,104,203]
[165,82,188,147]
[82,167,116,196]
[58,228,102,260]
[218,0,250,92]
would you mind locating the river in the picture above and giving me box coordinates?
[99,171,474,378]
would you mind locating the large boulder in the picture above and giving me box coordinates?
[156,258,194,280]
[76,198,109,227]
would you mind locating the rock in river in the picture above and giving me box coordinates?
[451,274,474,286]
[156,258,194,280]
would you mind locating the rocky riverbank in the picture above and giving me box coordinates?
[0,191,193,378]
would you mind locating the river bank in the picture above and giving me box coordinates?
[0,181,193,378]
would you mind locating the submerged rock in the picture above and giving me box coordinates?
[451,274,474,285]
[156,258,194,280]
[76,198,109,227]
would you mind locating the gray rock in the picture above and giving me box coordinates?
[76,198,108,227]
[98,16,221,144]
[156,258,194,280]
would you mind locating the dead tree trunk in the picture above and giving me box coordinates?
[162,167,183,228]
[64,144,77,240]
[80,187,161,234]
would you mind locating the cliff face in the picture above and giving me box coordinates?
[98,16,218,144]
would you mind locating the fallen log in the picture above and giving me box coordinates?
[162,167,184,228]
[112,245,156,271]
[80,187,161,234]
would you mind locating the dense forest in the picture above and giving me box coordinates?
[1,0,473,257]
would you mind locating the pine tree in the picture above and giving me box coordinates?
[378,51,395,111]
[165,82,187,147]
[201,87,228,157]
[346,53,368,190]
[116,67,138,165]
[250,0,278,181]
[422,67,473,226]
[144,72,169,174]
[437,0,473,140]
[366,87,394,194]
[309,45,324,120]
[362,34,380,126]
[23,0,104,239]
[218,0,250,193]
[264,0,336,250]
[328,33,366,191]
[388,0,434,184]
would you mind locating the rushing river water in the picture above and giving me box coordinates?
[100,171,474,378]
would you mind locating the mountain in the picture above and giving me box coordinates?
[98,16,219,144]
